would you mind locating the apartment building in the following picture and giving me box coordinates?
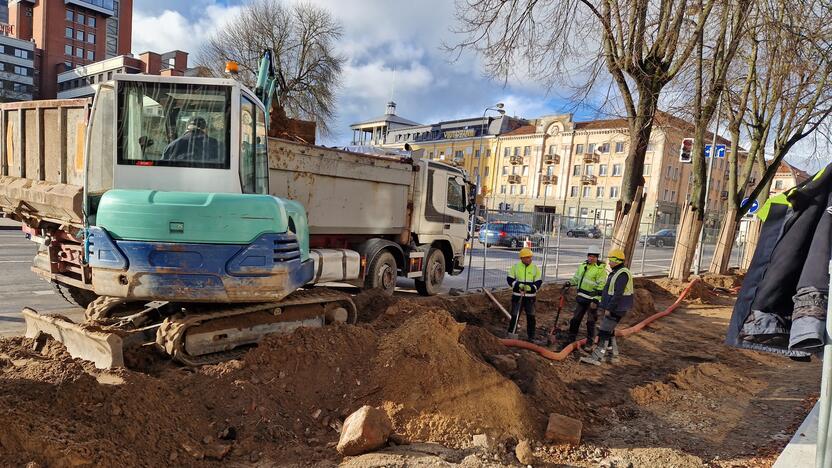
[9,0,132,99]
[0,32,34,101]
[771,161,810,194]
[57,50,188,98]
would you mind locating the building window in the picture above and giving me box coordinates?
[500,185,506,194]
[88,33,96,44]
[615,141,625,153]
[65,45,73,56]
[775,180,783,190]
[610,186,620,198]
[585,165,594,176]
[548,144,556,155]
[474,149,480,158]
[503,147,509,158]
[599,143,610,153]
[484,167,489,177]
[663,189,669,201]
[486,149,491,158]
[88,16,96,27]
[75,47,83,58]
[522,165,529,176]
[596,186,604,198]
[588,143,596,154]
[14,49,29,59]
[582,186,591,197]
[570,186,579,197]
[572,165,581,176]
[643,164,651,176]
[76,30,84,41]
[612,164,622,176]
[671,191,676,201]
[666,166,673,178]
[66,27,73,38]
[523,146,531,156]
[77,13,85,25]
[568,207,576,217]
[576,144,584,154]
[520,185,526,195]
[510,185,517,195]
[599,164,607,176]
[13,66,28,76]
[454,150,463,160]
[66,10,74,21]
[513,147,520,156]
[64,62,73,70]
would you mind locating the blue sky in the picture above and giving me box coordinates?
[131,0,601,146]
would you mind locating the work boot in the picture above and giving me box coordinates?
[579,346,606,366]
[579,343,595,354]
[607,338,620,363]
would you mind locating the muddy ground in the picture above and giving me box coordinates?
[0,275,820,467]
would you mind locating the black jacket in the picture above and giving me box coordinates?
[727,163,832,357]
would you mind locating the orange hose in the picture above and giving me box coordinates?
[499,278,701,360]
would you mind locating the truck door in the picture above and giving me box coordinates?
[444,174,468,243]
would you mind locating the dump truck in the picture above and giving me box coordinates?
[0,73,472,367]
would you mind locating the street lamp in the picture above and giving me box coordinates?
[466,102,506,290]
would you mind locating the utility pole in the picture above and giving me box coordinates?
[694,93,722,274]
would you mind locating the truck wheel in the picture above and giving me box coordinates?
[54,283,98,309]
[415,249,446,296]
[365,251,397,295]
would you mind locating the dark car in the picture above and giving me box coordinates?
[566,226,602,238]
[478,222,544,249]
[640,229,677,248]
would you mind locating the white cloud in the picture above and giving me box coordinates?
[131,4,242,61]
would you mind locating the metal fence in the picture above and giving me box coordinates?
[462,209,752,291]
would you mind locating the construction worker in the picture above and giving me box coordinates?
[506,248,543,341]
[580,248,633,366]
[563,246,607,352]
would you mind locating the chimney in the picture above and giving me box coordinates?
[139,51,162,75]
[385,101,396,115]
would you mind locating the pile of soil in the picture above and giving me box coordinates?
[0,275,820,467]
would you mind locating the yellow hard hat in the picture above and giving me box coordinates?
[608,248,626,261]
[519,248,533,259]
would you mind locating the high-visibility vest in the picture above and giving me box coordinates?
[607,267,634,296]
[571,261,607,301]
[508,262,542,296]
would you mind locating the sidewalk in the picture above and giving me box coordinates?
[0,216,20,230]
[774,401,818,467]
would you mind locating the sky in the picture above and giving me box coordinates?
[132,0,827,171]
[131,0,599,146]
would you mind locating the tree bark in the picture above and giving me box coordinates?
[740,217,761,270]
[708,207,740,274]
[612,186,645,267]
[668,204,705,279]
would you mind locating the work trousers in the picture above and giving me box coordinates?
[508,296,536,340]
[598,309,627,348]
[568,298,599,342]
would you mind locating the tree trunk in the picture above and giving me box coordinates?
[708,207,740,274]
[668,204,705,280]
[740,217,762,270]
[611,186,645,267]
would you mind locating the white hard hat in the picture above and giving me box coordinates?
[586,246,601,256]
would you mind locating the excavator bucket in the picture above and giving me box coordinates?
[22,308,125,369]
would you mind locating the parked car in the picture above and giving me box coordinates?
[566,226,602,238]
[478,222,545,249]
[640,229,677,248]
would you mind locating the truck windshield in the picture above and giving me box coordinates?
[117,81,231,169]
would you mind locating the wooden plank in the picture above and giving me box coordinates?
[24,109,39,180]
[43,107,62,183]
[16,108,23,178]
[0,110,5,176]
[36,107,44,181]
[58,107,67,183]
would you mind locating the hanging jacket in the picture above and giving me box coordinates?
[727,164,832,358]
[507,262,543,297]
[600,264,634,313]
[569,261,607,302]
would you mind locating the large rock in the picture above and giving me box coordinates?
[337,406,394,456]
[515,439,535,465]
[545,413,582,445]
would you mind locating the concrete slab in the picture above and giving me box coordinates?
[0,216,20,230]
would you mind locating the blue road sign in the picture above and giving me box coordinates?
[741,197,760,214]
[705,144,726,158]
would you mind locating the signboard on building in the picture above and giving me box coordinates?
[0,24,14,36]
[443,129,476,139]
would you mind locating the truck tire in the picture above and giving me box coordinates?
[415,248,446,296]
[54,282,98,309]
[365,251,397,295]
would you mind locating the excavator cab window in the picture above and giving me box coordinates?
[239,96,269,194]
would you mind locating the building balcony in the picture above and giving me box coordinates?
[509,155,523,165]
[583,153,600,163]
[543,154,560,165]
[507,174,522,184]
[65,0,115,16]
[541,174,557,185]
[580,175,597,185]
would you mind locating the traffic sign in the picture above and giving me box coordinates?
[741,197,760,214]
[705,144,726,158]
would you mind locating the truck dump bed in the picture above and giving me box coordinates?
[0,99,90,227]
[268,139,415,240]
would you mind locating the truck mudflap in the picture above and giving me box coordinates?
[22,308,126,369]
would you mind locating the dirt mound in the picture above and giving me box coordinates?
[630,362,763,406]
[621,289,657,325]
[701,273,742,290]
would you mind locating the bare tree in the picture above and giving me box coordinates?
[709,0,832,272]
[448,0,717,262]
[199,0,345,135]
[666,0,752,281]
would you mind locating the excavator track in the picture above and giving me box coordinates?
[156,288,357,366]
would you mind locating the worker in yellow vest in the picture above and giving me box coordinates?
[563,246,607,352]
[506,248,543,341]
[581,248,633,366]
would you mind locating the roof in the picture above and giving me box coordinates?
[777,161,811,182]
[350,113,421,128]
[574,118,628,130]
[501,124,537,136]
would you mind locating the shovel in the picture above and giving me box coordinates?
[547,286,569,346]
